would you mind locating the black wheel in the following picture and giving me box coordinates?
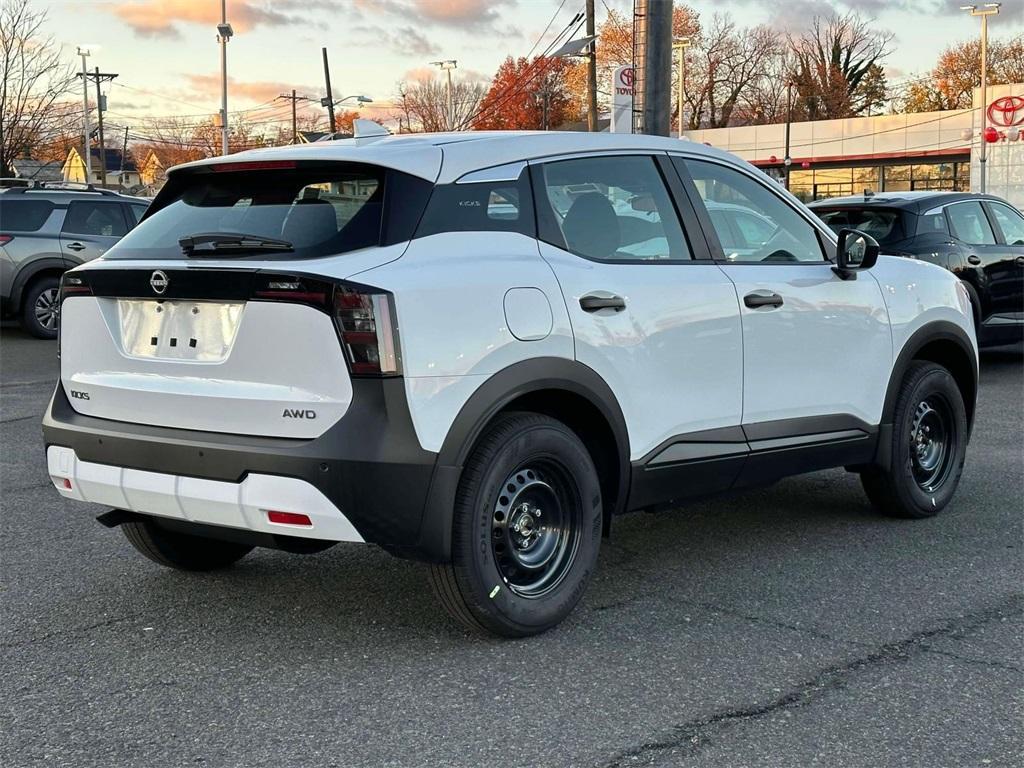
[428,412,602,637]
[122,518,253,571]
[21,275,60,340]
[861,361,968,518]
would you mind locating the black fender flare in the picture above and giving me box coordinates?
[9,257,66,313]
[409,357,631,563]
[875,320,978,470]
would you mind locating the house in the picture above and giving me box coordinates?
[11,159,64,182]
[62,147,141,189]
[138,149,166,187]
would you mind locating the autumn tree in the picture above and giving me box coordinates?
[899,34,1024,112]
[788,11,893,120]
[471,56,574,130]
[0,0,77,176]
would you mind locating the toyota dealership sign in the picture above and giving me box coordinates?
[611,65,633,133]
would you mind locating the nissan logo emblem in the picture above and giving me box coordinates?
[150,270,169,295]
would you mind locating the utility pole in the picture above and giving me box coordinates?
[586,0,598,132]
[76,47,92,180]
[78,67,117,187]
[321,48,336,134]
[217,1,234,156]
[673,38,690,136]
[119,125,129,188]
[642,0,672,136]
[279,90,307,143]
[784,81,794,190]
[962,3,1001,194]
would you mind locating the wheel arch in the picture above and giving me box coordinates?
[412,358,631,563]
[9,258,65,313]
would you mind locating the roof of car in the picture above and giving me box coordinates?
[0,186,148,204]
[807,191,1006,214]
[168,130,742,185]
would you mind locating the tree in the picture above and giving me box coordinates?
[789,11,893,119]
[472,56,573,130]
[394,76,485,132]
[0,0,77,176]
[899,35,1024,112]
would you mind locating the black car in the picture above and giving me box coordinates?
[810,192,1024,347]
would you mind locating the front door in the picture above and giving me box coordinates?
[59,200,129,266]
[674,156,892,434]
[980,200,1024,318]
[530,153,744,495]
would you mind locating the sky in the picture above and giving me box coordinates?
[43,0,1024,132]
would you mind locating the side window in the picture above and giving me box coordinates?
[918,212,949,236]
[415,170,534,237]
[679,158,825,263]
[62,201,129,237]
[0,199,54,231]
[989,203,1024,246]
[128,203,148,227]
[535,155,691,262]
[946,202,995,245]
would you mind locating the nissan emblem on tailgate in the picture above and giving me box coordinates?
[150,270,169,295]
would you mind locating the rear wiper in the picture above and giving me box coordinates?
[179,232,294,257]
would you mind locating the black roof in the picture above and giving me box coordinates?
[807,191,1008,214]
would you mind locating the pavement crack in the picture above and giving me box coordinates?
[4,613,148,649]
[596,594,1023,768]
[0,414,40,425]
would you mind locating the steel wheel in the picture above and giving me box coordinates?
[909,394,954,492]
[34,287,59,331]
[491,461,582,599]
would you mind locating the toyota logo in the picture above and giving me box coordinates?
[987,96,1024,128]
[619,67,634,88]
[150,270,169,295]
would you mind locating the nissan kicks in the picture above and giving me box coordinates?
[43,129,979,637]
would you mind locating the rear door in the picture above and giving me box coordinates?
[983,200,1024,316]
[945,200,1017,318]
[674,156,892,433]
[59,199,129,265]
[530,153,745,494]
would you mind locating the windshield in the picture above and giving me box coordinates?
[813,207,905,246]
[106,163,385,260]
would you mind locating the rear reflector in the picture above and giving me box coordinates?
[267,510,312,526]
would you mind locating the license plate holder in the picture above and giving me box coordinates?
[117,299,243,361]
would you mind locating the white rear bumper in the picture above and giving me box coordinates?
[47,445,364,543]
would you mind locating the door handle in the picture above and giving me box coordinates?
[66,242,86,252]
[743,292,784,309]
[579,294,626,312]
[967,254,981,265]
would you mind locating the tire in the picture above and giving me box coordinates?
[20,275,60,340]
[428,412,603,637]
[861,361,968,519]
[122,518,253,571]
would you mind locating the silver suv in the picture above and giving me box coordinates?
[0,184,149,338]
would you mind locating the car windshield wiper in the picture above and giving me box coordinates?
[179,232,294,257]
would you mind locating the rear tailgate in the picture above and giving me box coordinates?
[59,268,351,439]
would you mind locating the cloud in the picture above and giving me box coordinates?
[350,24,441,56]
[184,74,318,105]
[111,1,307,39]
[352,0,517,31]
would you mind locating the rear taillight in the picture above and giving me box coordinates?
[0,234,13,246]
[59,274,93,302]
[251,274,401,377]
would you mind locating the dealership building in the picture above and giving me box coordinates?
[681,82,1024,208]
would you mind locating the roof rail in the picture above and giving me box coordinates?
[35,181,120,196]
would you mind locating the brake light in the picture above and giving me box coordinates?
[334,287,401,376]
[210,160,297,172]
[59,274,92,301]
[0,234,13,246]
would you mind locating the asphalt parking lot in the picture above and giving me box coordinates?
[1,327,1021,768]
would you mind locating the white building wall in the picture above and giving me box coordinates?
[972,82,1024,208]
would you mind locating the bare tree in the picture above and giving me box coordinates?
[394,77,485,132]
[788,11,893,120]
[0,0,77,176]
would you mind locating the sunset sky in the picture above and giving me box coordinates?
[45,0,1024,131]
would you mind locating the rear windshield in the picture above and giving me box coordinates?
[105,163,388,260]
[813,207,905,246]
[0,199,55,232]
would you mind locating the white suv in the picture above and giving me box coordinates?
[44,130,978,637]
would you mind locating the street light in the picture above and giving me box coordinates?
[672,38,691,136]
[76,46,92,179]
[430,60,458,130]
[216,0,234,156]
[961,3,1000,193]
[784,81,795,190]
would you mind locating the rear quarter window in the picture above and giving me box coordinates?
[0,199,55,232]
[813,207,905,246]
[415,170,534,238]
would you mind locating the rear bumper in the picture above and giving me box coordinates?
[42,379,449,559]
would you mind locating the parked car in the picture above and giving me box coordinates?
[810,192,1024,347]
[44,130,978,637]
[0,184,149,338]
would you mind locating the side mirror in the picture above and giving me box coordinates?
[833,228,879,280]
